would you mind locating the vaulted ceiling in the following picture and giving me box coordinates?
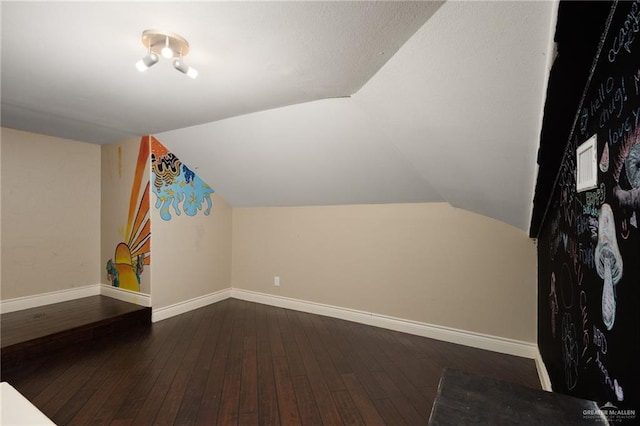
[1,1,556,231]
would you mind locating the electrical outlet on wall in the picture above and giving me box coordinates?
[274,276,280,287]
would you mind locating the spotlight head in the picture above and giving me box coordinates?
[187,67,199,79]
[136,52,159,72]
[173,58,198,79]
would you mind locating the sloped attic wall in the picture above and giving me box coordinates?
[157,0,556,231]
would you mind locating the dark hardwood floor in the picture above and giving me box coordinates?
[1,296,150,374]
[1,298,541,425]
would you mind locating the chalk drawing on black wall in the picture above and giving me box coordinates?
[560,263,574,309]
[613,126,640,209]
[561,313,579,391]
[600,142,610,172]
[549,272,559,338]
[594,203,623,330]
[537,1,640,415]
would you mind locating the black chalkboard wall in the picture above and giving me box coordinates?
[538,0,640,416]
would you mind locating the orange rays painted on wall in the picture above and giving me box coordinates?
[106,136,152,292]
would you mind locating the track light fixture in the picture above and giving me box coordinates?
[136,30,198,79]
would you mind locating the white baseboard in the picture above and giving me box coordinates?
[0,284,101,314]
[2,284,550,389]
[100,284,151,307]
[535,349,553,391]
[230,288,538,359]
[152,288,231,322]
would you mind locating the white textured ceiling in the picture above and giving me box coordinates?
[1,1,440,143]
[1,1,556,231]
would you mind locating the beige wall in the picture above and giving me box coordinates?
[101,138,151,294]
[232,202,537,343]
[1,128,101,300]
[103,137,233,308]
[151,193,232,309]
[0,128,534,344]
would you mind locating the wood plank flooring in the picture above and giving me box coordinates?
[1,296,150,348]
[1,298,541,425]
[1,296,151,374]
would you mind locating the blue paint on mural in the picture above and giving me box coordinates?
[151,141,214,221]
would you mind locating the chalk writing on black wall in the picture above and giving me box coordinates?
[607,0,640,63]
[538,0,639,417]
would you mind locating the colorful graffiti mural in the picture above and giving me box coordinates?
[106,138,151,292]
[151,138,214,221]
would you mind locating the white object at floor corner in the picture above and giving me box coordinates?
[1,382,55,425]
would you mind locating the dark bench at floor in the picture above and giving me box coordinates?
[1,295,151,375]
[429,368,608,425]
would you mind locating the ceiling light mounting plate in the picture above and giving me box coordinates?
[142,29,189,57]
